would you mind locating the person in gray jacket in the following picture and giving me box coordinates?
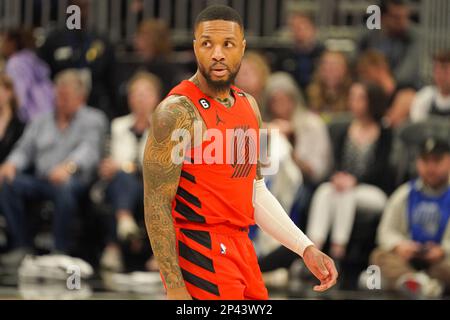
[0,69,108,266]
[371,137,450,298]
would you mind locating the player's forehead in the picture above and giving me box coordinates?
[195,20,243,40]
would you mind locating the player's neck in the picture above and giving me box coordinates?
[191,73,231,100]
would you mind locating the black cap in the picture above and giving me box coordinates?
[419,137,450,156]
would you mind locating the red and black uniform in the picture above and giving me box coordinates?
[166,80,268,300]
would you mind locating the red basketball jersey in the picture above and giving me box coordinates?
[167,80,259,228]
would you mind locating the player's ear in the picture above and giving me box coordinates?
[242,39,246,55]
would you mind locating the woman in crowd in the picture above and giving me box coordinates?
[1,28,54,122]
[257,72,331,266]
[307,50,352,122]
[234,51,271,117]
[133,19,185,96]
[99,71,161,272]
[307,81,393,262]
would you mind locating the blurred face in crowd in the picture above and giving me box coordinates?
[417,153,450,189]
[0,83,13,108]
[194,20,246,92]
[267,91,296,121]
[358,65,381,84]
[55,81,85,117]
[319,52,348,89]
[288,14,316,47]
[128,79,159,118]
[235,58,265,98]
[383,3,411,36]
[348,83,369,120]
[433,61,450,96]
[0,34,16,58]
[134,28,156,60]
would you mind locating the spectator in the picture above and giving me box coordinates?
[38,0,116,119]
[99,72,161,272]
[357,50,416,128]
[251,73,305,256]
[0,74,25,162]
[0,69,107,266]
[410,51,450,122]
[307,82,392,262]
[358,0,421,87]
[132,19,185,96]
[256,72,332,273]
[113,19,186,116]
[266,72,332,186]
[306,51,352,122]
[274,11,325,90]
[371,138,450,298]
[0,28,54,122]
[235,51,271,117]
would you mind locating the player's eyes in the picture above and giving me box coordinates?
[225,41,235,48]
[202,41,211,47]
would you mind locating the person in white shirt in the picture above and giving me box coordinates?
[99,71,161,272]
[410,51,450,122]
[256,72,332,272]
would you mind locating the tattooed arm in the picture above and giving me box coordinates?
[143,96,198,300]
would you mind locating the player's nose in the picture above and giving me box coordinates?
[212,45,225,61]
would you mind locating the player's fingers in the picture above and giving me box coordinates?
[313,276,337,292]
[325,258,338,281]
[313,285,326,292]
[316,255,329,278]
[313,282,330,292]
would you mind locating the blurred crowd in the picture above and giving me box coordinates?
[0,0,449,299]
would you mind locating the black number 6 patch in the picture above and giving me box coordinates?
[199,98,210,109]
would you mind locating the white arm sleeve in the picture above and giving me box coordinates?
[253,179,314,257]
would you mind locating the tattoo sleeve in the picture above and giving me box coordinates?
[142,96,197,290]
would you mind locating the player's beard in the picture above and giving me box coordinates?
[198,62,240,93]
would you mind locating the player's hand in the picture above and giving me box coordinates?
[394,240,421,261]
[303,245,338,292]
[166,286,193,300]
[0,162,17,183]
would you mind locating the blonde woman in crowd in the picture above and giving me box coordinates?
[307,51,352,122]
[256,72,332,257]
[234,51,271,116]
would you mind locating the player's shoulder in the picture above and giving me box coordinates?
[151,94,199,132]
[156,94,197,115]
[236,90,262,122]
[240,91,257,104]
[231,86,253,101]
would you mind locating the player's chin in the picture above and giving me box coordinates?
[208,77,232,88]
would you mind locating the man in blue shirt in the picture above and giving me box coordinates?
[371,137,450,298]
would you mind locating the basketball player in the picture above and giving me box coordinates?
[143,5,338,300]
